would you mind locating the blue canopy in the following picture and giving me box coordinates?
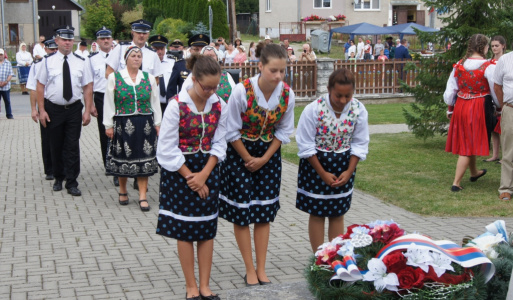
[387,23,439,40]
[328,22,394,50]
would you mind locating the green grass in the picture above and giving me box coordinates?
[293,102,411,127]
[281,133,508,217]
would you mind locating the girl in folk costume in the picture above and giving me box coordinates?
[219,43,295,286]
[156,55,227,300]
[444,34,498,192]
[296,68,369,252]
[484,35,507,163]
[104,46,162,212]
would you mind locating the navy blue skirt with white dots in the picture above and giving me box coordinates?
[296,150,355,217]
[219,139,281,226]
[156,152,219,242]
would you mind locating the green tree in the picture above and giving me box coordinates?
[83,0,116,39]
[403,0,513,139]
[210,0,229,39]
[155,18,192,43]
[236,0,258,13]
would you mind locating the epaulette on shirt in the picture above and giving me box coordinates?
[145,45,156,52]
[88,52,99,58]
[119,41,131,46]
[44,52,57,58]
[73,53,85,60]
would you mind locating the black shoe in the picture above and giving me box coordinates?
[451,185,463,192]
[119,193,129,205]
[200,294,220,300]
[258,278,272,285]
[53,180,63,191]
[67,187,82,196]
[243,275,259,287]
[186,294,201,300]
[138,200,150,212]
[113,176,119,187]
[7,116,13,119]
[470,169,487,182]
[45,174,54,180]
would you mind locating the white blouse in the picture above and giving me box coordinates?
[103,68,162,129]
[296,95,369,160]
[225,74,295,143]
[156,87,228,172]
[224,49,239,64]
[444,58,498,106]
[16,51,33,66]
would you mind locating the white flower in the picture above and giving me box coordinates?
[351,233,373,248]
[362,258,399,292]
[429,251,454,277]
[337,240,355,257]
[467,233,505,259]
[404,243,433,273]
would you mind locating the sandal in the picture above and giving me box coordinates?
[138,199,151,212]
[499,192,511,201]
[119,193,129,205]
[451,185,463,192]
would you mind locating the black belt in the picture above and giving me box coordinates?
[44,99,81,109]
[93,92,105,97]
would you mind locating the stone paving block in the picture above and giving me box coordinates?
[10,292,27,300]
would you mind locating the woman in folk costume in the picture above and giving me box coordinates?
[16,42,33,95]
[156,54,227,300]
[219,43,295,286]
[103,45,162,211]
[444,34,498,192]
[295,68,369,252]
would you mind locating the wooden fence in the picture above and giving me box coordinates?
[221,61,318,98]
[334,59,421,94]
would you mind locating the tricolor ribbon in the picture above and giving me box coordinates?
[376,234,495,282]
[331,255,363,282]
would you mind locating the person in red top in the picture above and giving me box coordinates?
[443,34,498,192]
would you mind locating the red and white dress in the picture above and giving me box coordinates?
[444,58,498,156]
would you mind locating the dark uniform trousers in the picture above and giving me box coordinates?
[44,99,83,189]
[94,92,108,168]
[39,121,53,175]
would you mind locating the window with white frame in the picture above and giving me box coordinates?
[314,0,331,8]
[266,0,271,11]
[354,0,380,10]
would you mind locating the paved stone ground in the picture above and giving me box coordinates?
[1,94,512,299]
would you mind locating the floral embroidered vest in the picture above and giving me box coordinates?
[172,95,222,154]
[453,59,492,99]
[114,71,153,115]
[216,70,232,103]
[315,96,360,153]
[240,79,289,142]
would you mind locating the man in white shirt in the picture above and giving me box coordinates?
[36,26,93,197]
[26,39,58,181]
[74,41,90,58]
[494,52,513,200]
[357,37,365,60]
[148,34,174,113]
[374,39,384,60]
[33,35,46,60]
[85,26,115,186]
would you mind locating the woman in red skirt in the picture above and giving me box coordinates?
[444,34,497,192]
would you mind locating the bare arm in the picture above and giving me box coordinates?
[37,82,50,127]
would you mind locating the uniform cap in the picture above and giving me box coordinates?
[55,26,75,40]
[148,35,169,48]
[188,34,210,47]
[170,39,184,47]
[43,39,58,49]
[95,26,112,38]
[130,19,152,33]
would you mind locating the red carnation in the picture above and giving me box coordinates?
[382,251,407,274]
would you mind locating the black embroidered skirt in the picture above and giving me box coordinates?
[156,152,220,242]
[296,150,355,217]
[105,114,159,178]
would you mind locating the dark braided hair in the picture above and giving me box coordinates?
[461,34,489,65]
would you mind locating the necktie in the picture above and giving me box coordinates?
[159,76,166,97]
[63,55,72,101]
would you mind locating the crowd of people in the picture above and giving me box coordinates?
[17,19,370,300]
[343,36,412,61]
